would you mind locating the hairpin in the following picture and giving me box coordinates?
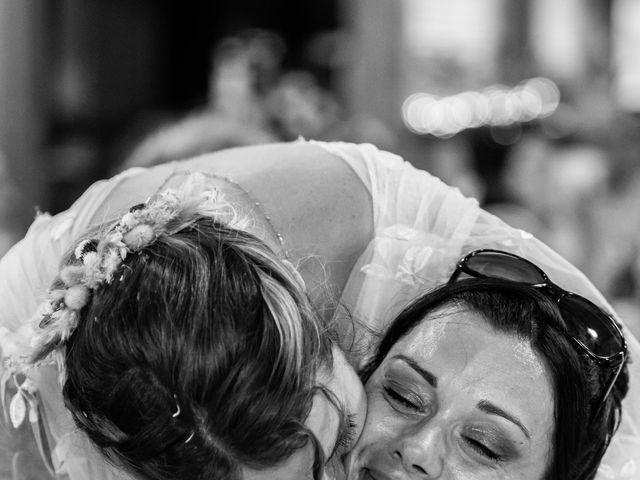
[172,394,181,418]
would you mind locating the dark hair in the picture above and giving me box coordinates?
[58,217,333,480]
[360,278,629,480]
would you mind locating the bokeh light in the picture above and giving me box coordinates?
[402,77,560,137]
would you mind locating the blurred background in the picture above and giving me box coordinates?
[1,0,640,476]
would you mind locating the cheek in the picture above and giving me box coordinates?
[351,383,368,442]
[344,389,401,474]
[339,362,368,444]
[352,388,399,451]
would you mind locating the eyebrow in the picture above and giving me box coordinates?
[393,355,438,388]
[477,399,531,439]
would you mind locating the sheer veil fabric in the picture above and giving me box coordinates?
[317,141,639,480]
[0,141,637,479]
[0,169,145,479]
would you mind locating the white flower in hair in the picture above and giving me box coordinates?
[123,224,155,251]
[11,172,242,372]
[82,252,102,289]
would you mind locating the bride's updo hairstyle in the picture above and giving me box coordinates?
[27,176,333,480]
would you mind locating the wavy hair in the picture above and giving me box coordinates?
[51,217,332,480]
[361,278,629,480]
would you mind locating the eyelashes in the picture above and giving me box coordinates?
[383,384,507,465]
[462,435,503,463]
[384,386,421,411]
[383,385,431,415]
[333,413,358,459]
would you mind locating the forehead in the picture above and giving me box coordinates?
[387,306,553,420]
[393,306,542,369]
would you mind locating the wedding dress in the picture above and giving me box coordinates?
[319,141,639,480]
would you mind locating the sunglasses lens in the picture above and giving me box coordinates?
[461,251,624,360]
[465,251,545,284]
[560,295,622,359]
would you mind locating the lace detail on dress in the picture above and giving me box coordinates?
[597,429,640,479]
[360,224,461,291]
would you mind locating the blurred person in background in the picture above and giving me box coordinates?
[492,129,640,343]
[116,29,395,173]
[498,133,610,270]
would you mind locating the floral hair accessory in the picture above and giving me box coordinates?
[21,172,250,371]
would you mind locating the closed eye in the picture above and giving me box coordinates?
[462,436,502,463]
[331,413,357,460]
[384,387,422,411]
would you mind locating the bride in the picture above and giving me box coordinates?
[0,140,638,479]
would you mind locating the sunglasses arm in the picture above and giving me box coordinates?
[593,352,626,420]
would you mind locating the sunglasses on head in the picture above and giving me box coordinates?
[448,249,627,414]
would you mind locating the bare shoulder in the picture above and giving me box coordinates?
[179,142,374,266]
[92,142,373,296]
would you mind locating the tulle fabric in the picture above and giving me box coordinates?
[314,141,639,479]
[0,169,143,479]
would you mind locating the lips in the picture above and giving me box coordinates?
[359,468,394,480]
[362,469,378,480]
[348,451,403,480]
[347,450,402,480]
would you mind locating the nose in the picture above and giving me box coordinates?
[393,425,445,478]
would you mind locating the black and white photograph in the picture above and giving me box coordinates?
[0,1,639,479]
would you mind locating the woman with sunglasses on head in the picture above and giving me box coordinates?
[346,249,629,480]
[0,141,638,479]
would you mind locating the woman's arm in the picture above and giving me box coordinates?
[89,141,374,318]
